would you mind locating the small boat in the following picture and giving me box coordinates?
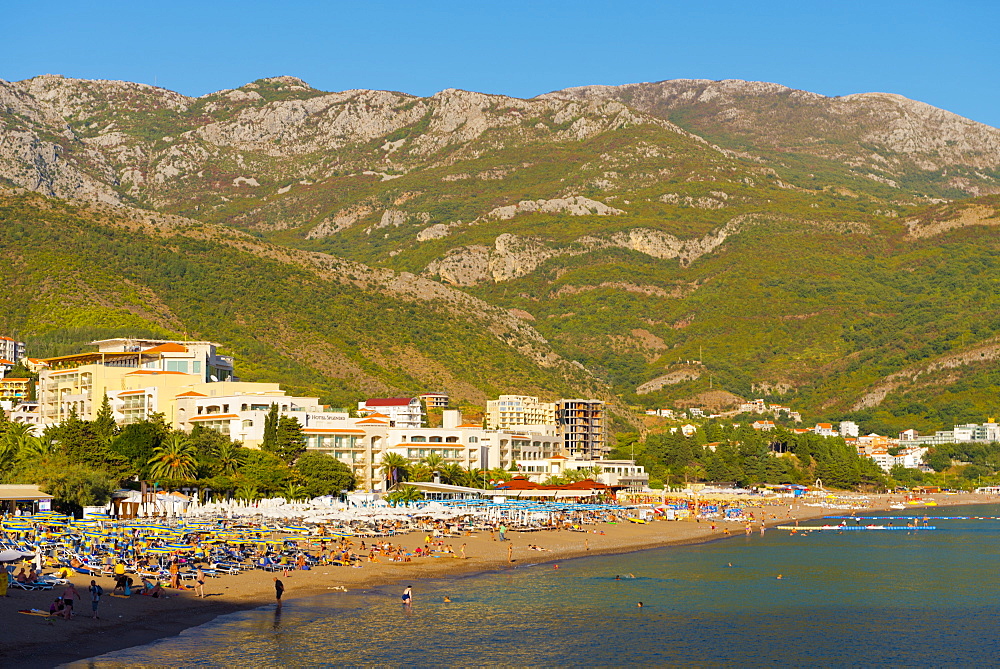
[890,504,906,510]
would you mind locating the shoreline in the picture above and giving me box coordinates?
[2,493,991,667]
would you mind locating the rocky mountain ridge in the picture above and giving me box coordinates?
[4,74,1000,433]
[543,78,1000,196]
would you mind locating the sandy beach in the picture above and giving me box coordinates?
[0,492,991,668]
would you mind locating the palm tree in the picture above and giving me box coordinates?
[380,453,410,488]
[386,484,423,507]
[0,422,37,464]
[18,434,56,461]
[409,462,433,483]
[467,467,486,489]
[147,433,199,481]
[422,453,444,470]
[235,484,259,502]
[284,483,308,501]
[214,441,245,475]
[439,463,465,486]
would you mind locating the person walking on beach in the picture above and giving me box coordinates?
[274,577,284,608]
[401,585,412,608]
[460,543,467,559]
[195,565,206,598]
[62,582,80,618]
[89,580,103,620]
[507,544,513,564]
[499,524,507,541]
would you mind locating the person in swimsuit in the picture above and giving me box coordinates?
[401,585,412,607]
[62,583,80,618]
[274,577,284,607]
[195,566,205,598]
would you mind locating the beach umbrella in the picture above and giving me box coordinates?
[163,542,194,551]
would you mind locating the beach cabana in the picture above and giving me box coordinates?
[0,485,53,515]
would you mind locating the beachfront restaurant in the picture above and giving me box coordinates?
[400,481,488,501]
[0,484,54,514]
[492,476,613,500]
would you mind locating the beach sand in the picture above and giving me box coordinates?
[0,493,990,667]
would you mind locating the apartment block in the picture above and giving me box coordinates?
[37,339,238,426]
[557,399,605,459]
[419,392,450,409]
[358,397,424,429]
[0,377,30,409]
[0,337,25,366]
[485,395,556,431]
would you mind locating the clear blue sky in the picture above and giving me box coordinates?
[5,0,998,127]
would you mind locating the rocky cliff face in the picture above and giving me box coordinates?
[542,79,1000,195]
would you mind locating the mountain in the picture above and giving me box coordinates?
[542,79,1000,198]
[2,74,1000,434]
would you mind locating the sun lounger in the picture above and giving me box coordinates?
[8,576,53,591]
[211,563,241,575]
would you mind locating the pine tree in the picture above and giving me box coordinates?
[262,404,279,452]
[93,393,118,444]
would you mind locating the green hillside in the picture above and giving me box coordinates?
[0,190,603,410]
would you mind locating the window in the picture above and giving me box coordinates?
[429,436,442,443]
[166,360,189,373]
[192,360,202,375]
[446,436,458,443]
[411,436,427,443]
[468,436,478,443]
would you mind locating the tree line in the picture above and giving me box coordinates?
[610,420,888,491]
[0,398,356,514]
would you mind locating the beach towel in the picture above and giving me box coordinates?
[18,609,51,617]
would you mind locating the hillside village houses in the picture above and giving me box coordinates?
[6,338,638,492]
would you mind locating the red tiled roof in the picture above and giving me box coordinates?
[143,343,189,354]
[363,397,414,407]
[495,476,610,491]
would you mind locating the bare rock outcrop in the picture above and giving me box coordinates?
[306,204,375,238]
[904,203,1000,239]
[636,369,702,394]
[485,196,624,220]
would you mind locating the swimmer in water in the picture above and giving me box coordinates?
[615,575,620,580]
[637,601,643,608]
[443,596,451,602]
[776,574,783,580]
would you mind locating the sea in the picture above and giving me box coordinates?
[80,503,1000,667]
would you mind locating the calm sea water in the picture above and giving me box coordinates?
[81,504,1000,667]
